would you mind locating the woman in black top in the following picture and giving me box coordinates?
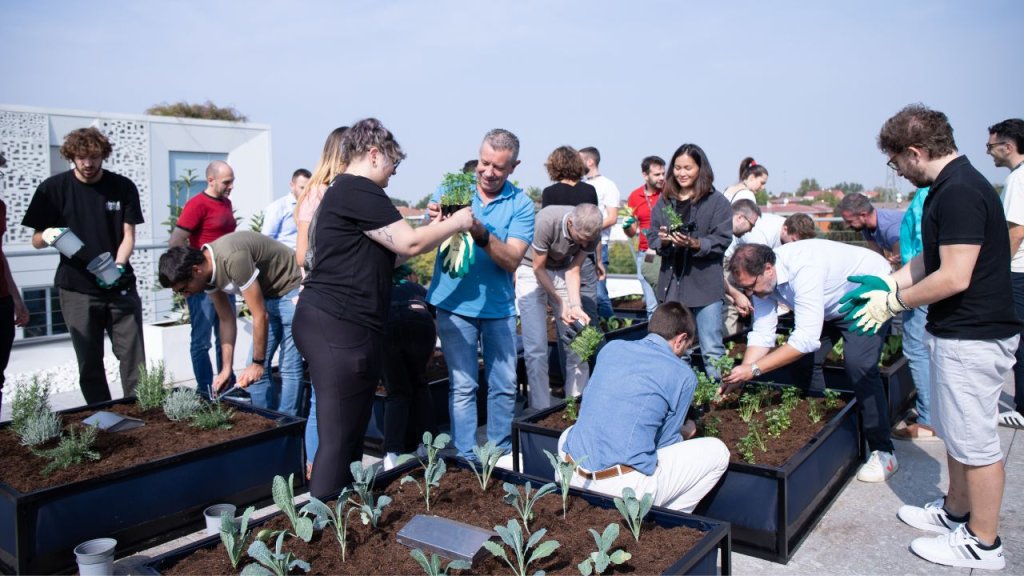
[294,118,473,499]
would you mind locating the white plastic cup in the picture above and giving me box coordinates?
[86,252,121,285]
[73,537,117,576]
[203,503,237,536]
[52,228,85,258]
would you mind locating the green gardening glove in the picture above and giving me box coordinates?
[621,216,637,230]
[837,275,897,315]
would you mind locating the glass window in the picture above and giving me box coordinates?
[21,286,67,339]
[50,146,69,176]
[168,151,228,209]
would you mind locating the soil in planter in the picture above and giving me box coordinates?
[611,297,645,311]
[0,402,275,493]
[164,468,706,575]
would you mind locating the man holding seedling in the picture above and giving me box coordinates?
[841,105,1019,570]
[426,128,535,465]
[559,302,729,512]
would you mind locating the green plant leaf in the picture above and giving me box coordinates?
[482,540,508,561]
[529,540,560,564]
[609,549,631,564]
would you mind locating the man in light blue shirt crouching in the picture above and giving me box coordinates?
[559,302,729,512]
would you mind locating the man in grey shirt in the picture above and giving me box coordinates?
[515,203,603,409]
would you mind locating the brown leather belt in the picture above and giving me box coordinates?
[564,454,636,481]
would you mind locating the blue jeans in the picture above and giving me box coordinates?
[436,310,518,460]
[694,300,726,379]
[305,388,318,464]
[247,288,304,416]
[187,293,235,398]
[632,249,658,318]
[596,245,614,319]
[901,306,931,425]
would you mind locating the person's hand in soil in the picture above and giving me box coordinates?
[236,363,265,388]
[721,364,754,395]
[448,206,475,232]
[682,419,697,440]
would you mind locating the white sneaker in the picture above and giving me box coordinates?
[998,410,1024,429]
[856,450,898,482]
[494,453,516,471]
[898,496,964,534]
[911,523,1005,570]
[382,452,399,471]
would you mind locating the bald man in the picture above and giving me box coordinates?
[169,160,239,397]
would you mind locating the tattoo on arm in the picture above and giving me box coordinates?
[371,225,395,246]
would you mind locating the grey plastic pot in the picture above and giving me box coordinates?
[73,537,116,576]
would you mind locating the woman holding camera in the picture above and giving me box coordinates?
[647,144,732,374]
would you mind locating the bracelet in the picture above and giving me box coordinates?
[894,290,912,311]
[252,357,266,365]
[474,228,491,247]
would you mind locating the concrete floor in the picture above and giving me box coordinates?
[6,378,1023,575]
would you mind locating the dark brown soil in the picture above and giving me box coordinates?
[529,393,845,468]
[164,468,708,575]
[0,402,275,493]
[611,297,645,311]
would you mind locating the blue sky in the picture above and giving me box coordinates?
[3,0,1020,203]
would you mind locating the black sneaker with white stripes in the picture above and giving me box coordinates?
[898,496,966,534]
[911,523,1005,570]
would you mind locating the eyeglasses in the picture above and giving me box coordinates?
[886,154,901,172]
[735,273,761,294]
[986,141,1008,152]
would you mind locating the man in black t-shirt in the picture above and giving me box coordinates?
[843,105,1020,570]
[22,127,146,405]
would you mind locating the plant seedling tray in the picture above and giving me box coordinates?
[0,397,305,575]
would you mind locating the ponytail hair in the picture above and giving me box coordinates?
[739,157,769,181]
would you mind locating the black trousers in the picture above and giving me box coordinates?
[293,301,383,500]
[790,316,894,454]
[382,306,438,454]
[0,296,14,407]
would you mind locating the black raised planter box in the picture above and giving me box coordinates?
[363,377,453,455]
[141,458,731,575]
[0,397,305,575]
[513,388,862,564]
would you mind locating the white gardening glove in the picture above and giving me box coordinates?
[41,227,66,245]
[852,290,903,335]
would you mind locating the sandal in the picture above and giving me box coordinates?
[893,422,941,442]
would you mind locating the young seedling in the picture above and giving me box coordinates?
[692,371,720,409]
[401,431,450,511]
[738,392,760,423]
[661,204,684,232]
[221,505,256,569]
[348,461,391,528]
[702,414,722,438]
[439,172,475,208]
[543,449,583,519]
[163,388,203,422]
[241,530,310,576]
[569,326,604,363]
[780,385,801,412]
[468,441,503,490]
[300,488,357,562]
[613,487,653,542]
[136,360,170,410]
[578,523,632,576]
[503,480,557,533]
[11,376,54,437]
[765,407,791,438]
[738,420,767,464]
[563,395,579,423]
[271,474,313,542]
[190,400,235,430]
[410,549,472,576]
[823,388,841,410]
[807,398,823,423]
[17,408,62,447]
[482,518,560,576]
[33,424,100,475]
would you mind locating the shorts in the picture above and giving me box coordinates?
[927,334,1018,466]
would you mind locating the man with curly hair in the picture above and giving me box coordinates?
[22,127,145,404]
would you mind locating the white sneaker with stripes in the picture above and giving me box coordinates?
[998,410,1024,429]
[911,523,1005,570]
[898,497,963,534]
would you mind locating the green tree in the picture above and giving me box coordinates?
[754,189,770,206]
[414,194,433,209]
[145,100,248,122]
[832,181,864,195]
[391,197,410,207]
[796,178,821,196]
[525,186,543,209]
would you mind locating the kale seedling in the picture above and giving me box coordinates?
[348,461,391,528]
[578,523,632,576]
[482,519,560,576]
[221,505,256,569]
[401,431,450,511]
[32,424,101,475]
[468,441,503,491]
[300,488,358,562]
[543,449,583,519]
[503,480,557,533]
[271,474,313,542]
[410,549,471,576]
[241,530,310,576]
[569,326,604,363]
[614,486,653,542]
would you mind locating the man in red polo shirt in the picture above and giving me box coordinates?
[169,160,238,397]
[623,155,665,318]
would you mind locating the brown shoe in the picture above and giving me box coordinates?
[893,422,941,442]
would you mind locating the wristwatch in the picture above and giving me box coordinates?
[750,363,762,378]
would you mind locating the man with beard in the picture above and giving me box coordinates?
[624,156,666,317]
[837,192,904,266]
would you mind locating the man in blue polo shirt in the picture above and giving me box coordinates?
[837,192,904,266]
[559,302,728,512]
[427,128,535,463]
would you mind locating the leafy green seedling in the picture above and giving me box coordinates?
[543,449,583,518]
[503,481,557,532]
[410,548,472,576]
[662,204,684,232]
[614,487,653,542]
[765,407,791,438]
[190,400,235,430]
[163,388,203,422]
[578,523,631,575]
[18,409,62,447]
[300,489,357,562]
[11,376,53,437]
[271,474,313,542]
[738,420,767,464]
[563,395,579,423]
[807,398,823,423]
[703,414,721,438]
[241,530,310,576]
[780,385,801,412]
[348,461,391,528]
[33,424,100,475]
[401,431,450,511]
[221,505,256,569]
[823,389,841,410]
[440,172,475,207]
[469,441,503,490]
[136,360,170,410]
[569,326,604,363]
[738,393,760,423]
[482,519,560,576]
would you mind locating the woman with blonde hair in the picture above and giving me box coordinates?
[294,126,349,269]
